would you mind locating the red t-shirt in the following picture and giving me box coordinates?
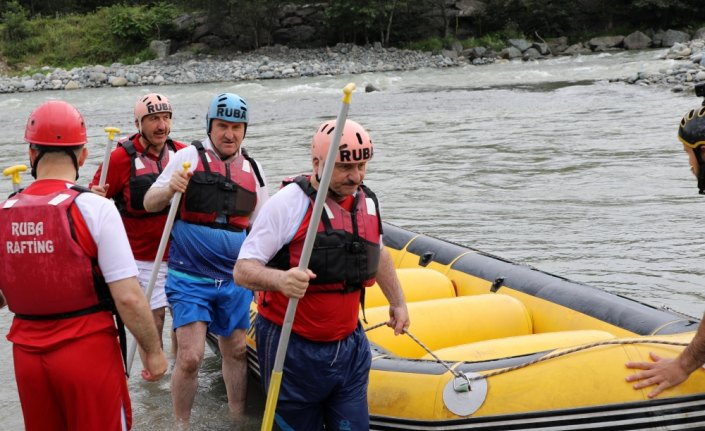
[89,135,187,261]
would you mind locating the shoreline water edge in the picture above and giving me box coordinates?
[1,39,705,95]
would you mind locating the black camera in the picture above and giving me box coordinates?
[696,82,705,98]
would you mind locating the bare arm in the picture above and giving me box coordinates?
[143,169,191,212]
[626,314,705,397]
[0,289,6,309]
[375,248,410,335]
[108,277,168,381]
[234,258,312,299]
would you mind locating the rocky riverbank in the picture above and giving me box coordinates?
[623,39,705,92]
[2,37,705,95]
[0,44,457,94]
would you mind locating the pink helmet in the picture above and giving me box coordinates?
[134,93,172,130]
[311,119,373,164]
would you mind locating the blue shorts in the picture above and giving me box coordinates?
[255,315,372,431]
[166,269,253,337]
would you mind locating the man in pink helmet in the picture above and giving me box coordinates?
[234,119,410,430]
[0,100,167,431]
[90,93,187,363]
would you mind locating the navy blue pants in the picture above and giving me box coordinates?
[255,315,372,430]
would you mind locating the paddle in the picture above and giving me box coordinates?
[98,127,121,188]
[260,82,356,431]
[2,165,28,193]
[124,161,191,377]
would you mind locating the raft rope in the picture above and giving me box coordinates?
[469,338,691,381]
[364,321,470,384]
[364,322,690,384]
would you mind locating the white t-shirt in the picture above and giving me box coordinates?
[152,137,269,223]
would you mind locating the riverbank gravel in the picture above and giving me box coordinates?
[2,40,705,95]
[0,44,458,94]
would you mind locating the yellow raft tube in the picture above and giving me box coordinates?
[246,223,705,430]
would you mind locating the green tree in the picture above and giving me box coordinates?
[1,0,34,63]
[107,2,179,46]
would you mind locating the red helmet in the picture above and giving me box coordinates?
[24,100,87,146]
[311,119,373,164]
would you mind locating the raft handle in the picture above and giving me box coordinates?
[419,252,435,267]
[490,277,505,293]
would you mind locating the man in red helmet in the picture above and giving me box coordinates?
[234,119,409,430]
[90,93,187,363]
[0,100,167,431]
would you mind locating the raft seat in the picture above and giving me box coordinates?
[364,267,456,309]
[422,329,617,362]
[364,294,533,359]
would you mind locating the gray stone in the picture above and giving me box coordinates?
[563,43,592,55]
[588,35,625,50]
[532,43,550,56]
[522,47,542,61]
[365,83,380,92]
[64,80,80,90]
[624,31,651,50]
[109,76,128,87]
[149,40,172,60]
[694,27,705,41]
[508,38,532,52]
[501,46,522,59]
[88,72,107,82]
[441,49,458,60]
[662,29,690,47]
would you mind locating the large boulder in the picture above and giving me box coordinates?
[149,40,173,60]
[694,27,705,41]
[661,29,690,47]
[623,31,652,50]
[587,35,624,51]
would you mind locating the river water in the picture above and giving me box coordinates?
[0,49,703,430]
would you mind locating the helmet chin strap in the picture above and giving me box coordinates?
[31,149,80,181]
[694,150,705,195]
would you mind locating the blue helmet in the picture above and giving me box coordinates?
[206,93,248,135]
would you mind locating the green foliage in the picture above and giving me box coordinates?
[0,3,184,70]
[1,0,32,63]
[107,2,179,46]
[324,0,381,44]
[464,32,521,51]
[405,36,454,52]
[2,0,29,42]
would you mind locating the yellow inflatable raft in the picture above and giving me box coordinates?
[246,223,705,430]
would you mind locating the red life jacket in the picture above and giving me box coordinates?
[267,175,382,293]
[0,186,112,319]
[180,141,261,231]
[114,134,177,218]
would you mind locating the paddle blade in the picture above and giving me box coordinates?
[261,371,283,431]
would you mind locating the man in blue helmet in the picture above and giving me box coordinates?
[144,93,268,425]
